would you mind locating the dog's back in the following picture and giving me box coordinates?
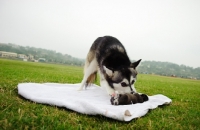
[81,36,130,87]
[90,36,131,70]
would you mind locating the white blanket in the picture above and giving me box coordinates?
[18,83,172,121]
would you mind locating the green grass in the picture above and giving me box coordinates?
[0,58,200,130]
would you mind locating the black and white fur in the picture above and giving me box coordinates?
[110,93,149,105]
[78,36,141,95]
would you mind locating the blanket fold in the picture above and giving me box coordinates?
[18,83,172,121]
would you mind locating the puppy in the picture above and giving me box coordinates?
[111,93,148,105]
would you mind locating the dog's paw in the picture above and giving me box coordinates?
[77,88,82,91]
[77,86,84,91]
[77,86,83,91]
[107,89,115,96]
[77,83,86,91]
[110,93,120,105]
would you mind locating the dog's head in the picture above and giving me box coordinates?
[104,59,141,94]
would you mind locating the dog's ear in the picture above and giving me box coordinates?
[130,59,142,69]
[103,66,113,77]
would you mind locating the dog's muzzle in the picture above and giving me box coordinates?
[129,85,135,94]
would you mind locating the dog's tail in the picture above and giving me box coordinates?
[86,71,97,87]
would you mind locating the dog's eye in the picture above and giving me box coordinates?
[121,82,127,87]
[131,80,135,84]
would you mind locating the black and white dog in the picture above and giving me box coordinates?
[78,36,141,96]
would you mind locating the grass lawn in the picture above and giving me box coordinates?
[0,58,200,129]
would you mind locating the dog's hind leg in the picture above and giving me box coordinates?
[78,51,97,91]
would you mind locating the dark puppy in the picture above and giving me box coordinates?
[111,93,148,105]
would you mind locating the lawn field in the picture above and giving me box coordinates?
[0,58,200,130]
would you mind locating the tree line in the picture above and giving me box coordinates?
[0,43,84,66]
[1,43,199,79]
[137,61,200,79]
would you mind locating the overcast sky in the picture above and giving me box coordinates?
[0,0,200,68]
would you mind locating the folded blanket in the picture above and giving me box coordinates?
[18,83,172,121]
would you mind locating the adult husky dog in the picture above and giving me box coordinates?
[78,36,141,95]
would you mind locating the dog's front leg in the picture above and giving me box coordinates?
[100,80,115,95]
[77,79,86,91]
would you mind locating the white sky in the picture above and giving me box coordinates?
[0,0,200,68]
